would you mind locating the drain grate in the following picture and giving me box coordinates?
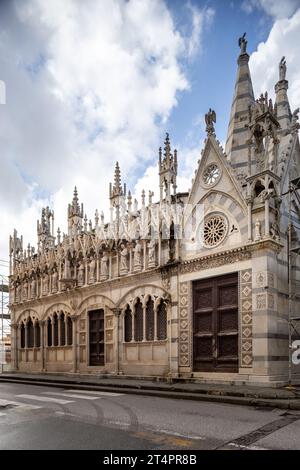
[227,415,300,448]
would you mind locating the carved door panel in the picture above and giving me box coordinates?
[89,309,105,366]
[193,273,238,372]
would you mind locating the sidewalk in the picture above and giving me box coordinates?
[1,372,300,410]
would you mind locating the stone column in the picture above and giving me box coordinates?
[72,317,78,373]
[96,256,100,282]
[41,321,46,372]
[11,324,18,370]
[113,308,121,375]
[51,318,55,347]
[109,253,112,279]
[132,309,136,342]
[142,304,146,342]
[247,197,252,241]
[129,246,133,273]
[58,316,62,346]
[154,305,158,341]
[265,199,270,237]
[84,258,88,285]
[143,240,147,271]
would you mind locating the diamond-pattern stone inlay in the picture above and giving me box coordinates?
[179,282,190,368]
[242,271,251,283]
[242,300,251,311]
[240,270,253,368]
[242,313,251,324]
[242,286,251,297]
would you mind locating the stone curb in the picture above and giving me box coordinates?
[1,375,300,410]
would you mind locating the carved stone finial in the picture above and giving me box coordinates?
[279,56,286,81]
[205,108,216,135]
[238,32,247,54]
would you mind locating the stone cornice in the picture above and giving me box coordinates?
[180,246,251,274]
[180,238,283,274]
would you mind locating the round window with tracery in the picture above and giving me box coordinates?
[203,214,228,247]
[203,163,220,186]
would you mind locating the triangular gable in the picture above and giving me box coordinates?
[187,134,247,212]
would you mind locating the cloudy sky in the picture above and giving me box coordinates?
[0,0,300,273]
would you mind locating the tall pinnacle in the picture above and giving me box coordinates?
[225,33,255,169]
[114,162,122,193]
[68,186,83,218]
[275,56,292,132]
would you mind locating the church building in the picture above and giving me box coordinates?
[9,35,300,386]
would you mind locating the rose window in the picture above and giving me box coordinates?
[203,164,220,186]
[203,214,228,247]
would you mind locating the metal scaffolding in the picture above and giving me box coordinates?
[286,176,300,386]
[0,259,10,373]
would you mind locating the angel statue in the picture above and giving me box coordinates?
[205,108,216,136]
[238,33,247,54]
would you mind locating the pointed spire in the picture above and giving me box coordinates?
[275,56,292,132]
[164,133,171,162]
[225,33,255,169]
[68,186,83,218]
[114,162,122,192]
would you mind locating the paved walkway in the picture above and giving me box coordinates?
[1,372,300,410]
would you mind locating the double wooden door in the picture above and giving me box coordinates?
[89,309,105,366]
[193,273,239,372]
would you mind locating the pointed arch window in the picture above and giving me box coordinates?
[27,318,34,348]
[53,313,58,346]
[67,316,73,346]
[47,318,52,346]
[60,312,66,346]
[134,298,143,342]
[35,322,41,348]
[157,300,167,340]
[20,323,25,349]
[124,305,132,342]
[146,298,154,341]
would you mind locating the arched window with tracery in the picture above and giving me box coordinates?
[124,305,132,342]
[27,318,34,348]
[145,298,154,341]
[134,298,143,342]
[60,312,66,346]
[35,321,41,348]
[20,323,25,349]
[47,317,52,346]
[53,313,58,346]
[67,316,73,346]
[157,300,167,340]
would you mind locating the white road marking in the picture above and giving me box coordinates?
[228,442,268,451]
[66,389,124,397]
[42,392,101,400]
[17,394,74,405]
[0,412,6,416]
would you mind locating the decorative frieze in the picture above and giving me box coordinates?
[181,248,251,274]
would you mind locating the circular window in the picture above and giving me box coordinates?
[203,163,220,186]
[203,214,228,247]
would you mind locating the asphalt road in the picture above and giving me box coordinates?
[0,382,300,450]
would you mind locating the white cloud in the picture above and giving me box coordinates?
[250,8,300,109]
[242,0,300,19]
[0,0,213,262]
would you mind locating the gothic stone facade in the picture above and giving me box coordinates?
[9,38,300,385]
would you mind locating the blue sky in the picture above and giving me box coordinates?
[0,0,300,262]
[166,0,271,145]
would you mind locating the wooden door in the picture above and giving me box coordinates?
[193,273,238,372]
[89,309,105,366]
